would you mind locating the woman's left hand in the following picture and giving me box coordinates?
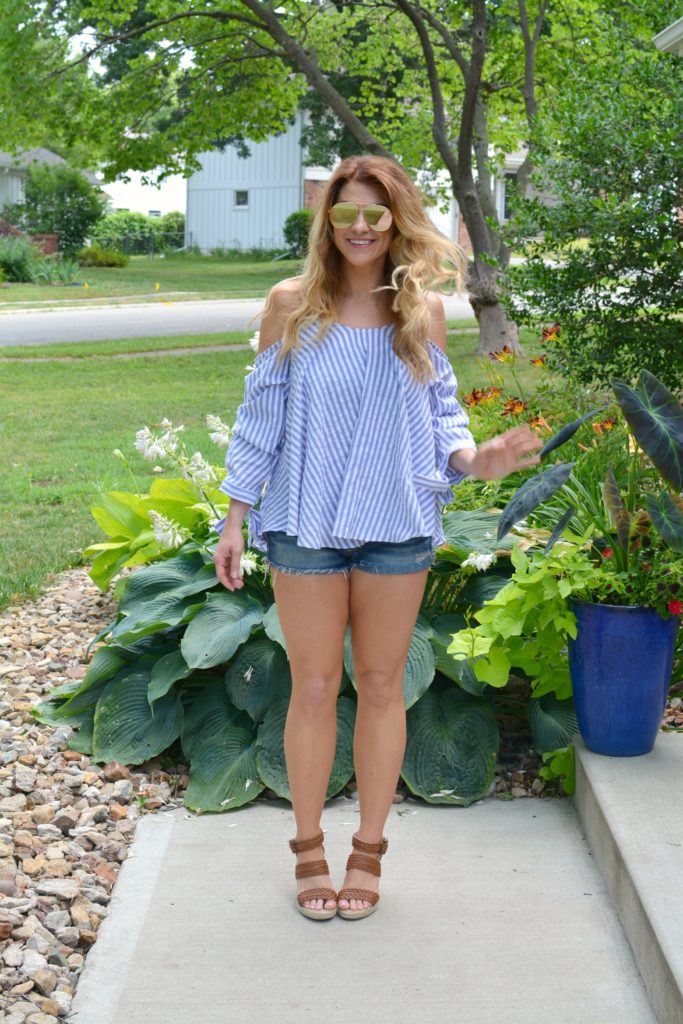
[452,425,543,481]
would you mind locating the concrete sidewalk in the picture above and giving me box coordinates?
[70,788,656,1024]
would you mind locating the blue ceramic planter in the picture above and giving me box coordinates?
[568,599,679,757]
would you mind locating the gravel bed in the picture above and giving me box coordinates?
[1,565,678,1022]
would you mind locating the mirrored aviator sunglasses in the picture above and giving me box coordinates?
[328,201,393,232]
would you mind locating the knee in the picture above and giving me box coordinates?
[356,667,403,709]
[291,675,339,714]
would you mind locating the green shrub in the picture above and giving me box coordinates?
[283,209,314,257]
[0,235,42,282]
[78,243,129,267]
[504,58,683,389]
[3,164,107,256]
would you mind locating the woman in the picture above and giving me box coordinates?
[212,155,541,922]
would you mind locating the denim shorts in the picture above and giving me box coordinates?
[263,530,436,577]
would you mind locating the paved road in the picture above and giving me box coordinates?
[0,295,475,347]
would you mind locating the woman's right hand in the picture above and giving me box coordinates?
[213,523,245,590]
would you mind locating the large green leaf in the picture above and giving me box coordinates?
[263,601,287,653]
[401,686,499,806]
[441,509,513,559]
[111,553,217,641]
[527,693,579,754]
[343,615,436,710]
[646,491,683,552]
[181,590,263,669]
[458,568,513,608]
[428,614,487,695]
[180,679,246,761]
[539,407,604,459]
[497,462,576,542]
[90,491,152,539]
[225,637,292,723]
[611,370,683,489]
[184,724,263,813]
[255,695,356,801]
[92,670,183,764]
[148,649,195,704]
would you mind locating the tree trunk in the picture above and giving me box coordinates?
[470,291,521,357]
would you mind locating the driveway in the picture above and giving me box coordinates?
[0,295,476,347]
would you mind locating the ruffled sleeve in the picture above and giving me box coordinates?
[428,340,476,486]
[212,341,289,532]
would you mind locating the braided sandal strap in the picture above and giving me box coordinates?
[351,834,388,856]
[289,829,324,854]
[345,852,381,877]
[337,887,379,907]
[297,886,338,907]
[295,859,330,880]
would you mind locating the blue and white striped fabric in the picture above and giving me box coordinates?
[213,321,476,552]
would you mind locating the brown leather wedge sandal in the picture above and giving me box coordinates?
[289,829,338,921]
[337,833,389,920]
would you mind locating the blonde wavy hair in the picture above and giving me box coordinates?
[260,155,469,384]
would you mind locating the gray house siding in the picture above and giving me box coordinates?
[186,114,304,252]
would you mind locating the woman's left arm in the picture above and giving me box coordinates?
[427,292,542,482]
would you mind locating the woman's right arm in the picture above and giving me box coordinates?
[213,281,298,591]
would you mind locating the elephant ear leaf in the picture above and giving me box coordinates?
[646,491,683,553]
[602,466,631,551]
[611,371,683,490]
[539,407,605,459]
[545,508,574,553]
[497,462,575,542]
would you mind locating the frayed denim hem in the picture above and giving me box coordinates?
[265,558,352,580]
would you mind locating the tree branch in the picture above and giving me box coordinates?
[237,0,391,157]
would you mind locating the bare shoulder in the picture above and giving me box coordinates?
[258,277,302,353]
[425,290,447,352]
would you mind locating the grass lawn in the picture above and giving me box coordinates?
[1,326,543,612]
[0,255,304,307]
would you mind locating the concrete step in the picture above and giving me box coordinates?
[573,731,683,1024]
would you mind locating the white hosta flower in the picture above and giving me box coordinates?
[461,552,495,572]
[182,452,219,486]
[248,331,260,352]
[159,417,186,454]
[243,665,254,683]
[134,426,169,461]
[206,414,232,447]
[240,551,258,575]
[148,510,190,549]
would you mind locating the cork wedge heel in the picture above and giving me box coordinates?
[337,833,389,920]
[289,829,338,921]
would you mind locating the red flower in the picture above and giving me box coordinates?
[602,547,613,558]
[668,600,683,616]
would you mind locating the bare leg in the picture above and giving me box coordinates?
[272,567,350,911]
[338,566,429,912]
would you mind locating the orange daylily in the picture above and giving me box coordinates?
[541,323,560,342]
[491,345,515,363]
[530,355,547,367]
[529,414,552,432]
[501,397,529,416]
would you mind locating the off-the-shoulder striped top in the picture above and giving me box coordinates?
[212,320,476,552]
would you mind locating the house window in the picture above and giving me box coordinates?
[148,210,161,217]
[503,173,517,221]
[235,190,249,209]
